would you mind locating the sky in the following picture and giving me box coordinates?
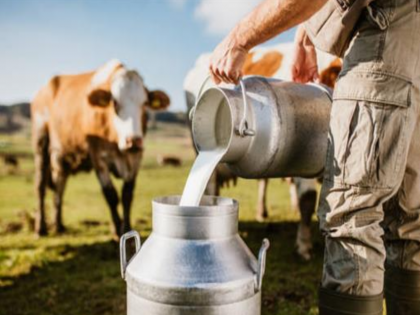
[0,0,296,111]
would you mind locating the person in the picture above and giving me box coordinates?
[208,0,420,314]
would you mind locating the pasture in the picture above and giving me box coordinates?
[0,122,324,315]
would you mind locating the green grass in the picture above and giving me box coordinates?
[0,123,325,315]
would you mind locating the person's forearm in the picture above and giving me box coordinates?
[230,0,327,51]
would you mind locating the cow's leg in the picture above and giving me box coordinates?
[256,179,269,222]
[122,179,136,233]
[34,135,49,236]
[295,179,317,261]
[288,179,299,211]
[52,170,68,233]
[95,168,122,237]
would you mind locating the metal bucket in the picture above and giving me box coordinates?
[191,76,332,178]
[120,196,270,315]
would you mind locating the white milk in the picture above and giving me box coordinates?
[181,95,232,207]
[179,149,225,206]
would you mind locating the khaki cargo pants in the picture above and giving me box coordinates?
[318,0,420,295]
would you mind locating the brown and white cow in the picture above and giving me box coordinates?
[184,43,342,260]
[31,60,170,237]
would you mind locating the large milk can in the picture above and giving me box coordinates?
[190,76,332,178]
[120,196,270,315]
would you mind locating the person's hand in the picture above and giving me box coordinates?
[291,28,319,83]
[209,36,248,85]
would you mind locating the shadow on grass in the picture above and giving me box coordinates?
[0,221,324,315]
[240,221,324,315]
[0,241,126,315]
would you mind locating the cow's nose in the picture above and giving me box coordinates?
[126,136,143,151]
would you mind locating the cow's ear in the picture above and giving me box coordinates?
[147,90,170,111]
[87,89,112,107]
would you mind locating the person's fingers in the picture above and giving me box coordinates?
[209,62,218,83]
[210,71,221,85]
[231,70,242,85]
[292,66,301,82]
[296,66,318,84]
[218,62,241,85]
[213,63,226,85]
[215,67,233,84]
[291,66,297,81]
[307,67,319,83]
[209,64,222,85]
[306,73,315,83]
[218,66,235,84]
[225,67,240,84]
[220,59,240,84]
[294,70,306,83]
[294,75,302,83]
[313,71,320,83]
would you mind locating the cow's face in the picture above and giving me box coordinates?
[87,60,170,152]
[111,69,147,151]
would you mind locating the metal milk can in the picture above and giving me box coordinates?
[120,196,270,315]
[190,76,333,179]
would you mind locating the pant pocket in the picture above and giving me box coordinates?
[329,73,412,189]
[343,100,408,189]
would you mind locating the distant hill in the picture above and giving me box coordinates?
[0,103,30,133]
[0,102,187,134]
[0,103,30,118]
[154,111,187,124]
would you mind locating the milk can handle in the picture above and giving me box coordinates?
[189,76,255,137]
[188,75,212,121]
[120,230,141,280]
[256,238,270,292]
[238,80,255,137]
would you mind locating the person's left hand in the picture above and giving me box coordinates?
[291,34,319,84]
[209,37,248,85]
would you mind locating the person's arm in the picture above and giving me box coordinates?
[209,0,327,84]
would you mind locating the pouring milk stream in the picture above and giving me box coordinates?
[179,78,235,206]
[179,150,225,206]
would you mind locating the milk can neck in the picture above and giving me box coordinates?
[152,196,239,240]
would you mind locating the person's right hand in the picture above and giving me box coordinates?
[291,28,319,83]
[209,36,248,85]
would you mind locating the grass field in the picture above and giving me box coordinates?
[0,123,325,315]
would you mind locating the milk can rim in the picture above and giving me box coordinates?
[152,195,238,216]
[192,86,234,154]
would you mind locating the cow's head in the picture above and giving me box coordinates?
[87,60,170,151]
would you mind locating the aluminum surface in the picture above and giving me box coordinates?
[127,291,261,315]
[121,196,269,314]
[191,76,333,179]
